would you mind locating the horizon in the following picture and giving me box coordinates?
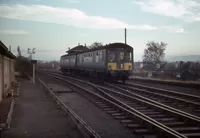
[4,40,200,62]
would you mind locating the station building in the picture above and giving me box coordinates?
[0,41,16,103]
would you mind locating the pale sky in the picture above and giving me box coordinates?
[0,0,200,61]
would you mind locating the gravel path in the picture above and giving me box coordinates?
[128,79,200,96]
[2,77,83,138]
[38,73,138,138]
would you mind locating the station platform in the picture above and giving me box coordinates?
[2,77,83,138]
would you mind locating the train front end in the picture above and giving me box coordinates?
[107,44,133,83]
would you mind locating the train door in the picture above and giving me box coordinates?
[118,49,125,70]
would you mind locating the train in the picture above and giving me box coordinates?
[60,42,134,83]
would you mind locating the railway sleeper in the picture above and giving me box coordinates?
[111,113,124,116]
[133,128,154,135]
[182,132,200,138]
[114,115,127,119]
[94,101,104,104]
[120,119,133,123]
[98,105,110,108]
[103,107,115,111]
[193,109,200,112]
[125,123,144,129]
[147,114,167,118]
[162,121,185,127]
[173,127,200,133]
[107,110,119,114]
[154,117,177,122]
[136,109,155,112]
[127,104,142,107]
[141,111,161,115]
[176,104,189,107]
[142,134,157,138]
[130,107,148,110]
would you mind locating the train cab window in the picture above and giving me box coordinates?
[125,52,132,61]
[129,53,132,61]
[120,52,124,60]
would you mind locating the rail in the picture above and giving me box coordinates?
[103,83,200,122]
[129,77,200,88]
[126,82,200,102]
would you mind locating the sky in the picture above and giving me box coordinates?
[0,0,200,61]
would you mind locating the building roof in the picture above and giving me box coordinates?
[142,63,157,71]
[0,40,16,59]
[161,62,177,71]
[66,45,89,54]
[0,41,8,52]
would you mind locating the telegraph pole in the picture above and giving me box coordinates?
[125,28,127,44]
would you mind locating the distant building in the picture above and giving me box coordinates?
[133,62,143,70]
[66,43,89,54]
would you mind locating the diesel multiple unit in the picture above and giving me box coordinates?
[60,42,134,83]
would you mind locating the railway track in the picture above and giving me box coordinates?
[41,72,200,138]
[97,83,200,137]
[112,82,200,116]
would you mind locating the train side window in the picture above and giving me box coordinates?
[77,55,79,63]
[96,51,99,63]
[102,51,104,61]
[82,55,84,63]
[99,51,103,62]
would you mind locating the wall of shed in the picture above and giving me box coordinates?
[4,56,10,92]
[0,54,3,102]
[0,55,15,103]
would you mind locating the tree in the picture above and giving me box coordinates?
[15,46,32,76]
[89,42,103,49]
[143,41,167,65]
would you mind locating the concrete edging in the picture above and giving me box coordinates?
[5,99,15,129]
[0,98,15,136]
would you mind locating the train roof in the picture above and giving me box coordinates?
[61,42,133,58]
